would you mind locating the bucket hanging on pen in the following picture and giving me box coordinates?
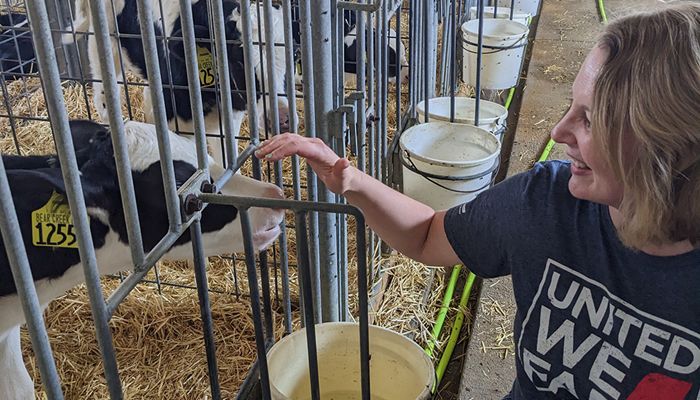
[400,122,501,210]
[461,19,529,90]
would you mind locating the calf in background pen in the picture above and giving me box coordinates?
[0,12,36,80]
[0,120,284,399]
[70,0,291,165]
[291,9,408,85]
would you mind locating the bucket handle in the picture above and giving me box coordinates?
[461,35,527,54]
[401,151,500,194]
[459,26,528,55]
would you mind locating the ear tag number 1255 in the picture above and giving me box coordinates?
[31,191,78,249]
[198,46,216,88]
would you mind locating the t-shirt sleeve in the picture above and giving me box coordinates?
[443,162,567,278]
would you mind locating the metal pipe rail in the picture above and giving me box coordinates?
[25,0,124,396]
[0,153,64,400]
[198,193,371,400]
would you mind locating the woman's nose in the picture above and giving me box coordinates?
[551,113,575,146]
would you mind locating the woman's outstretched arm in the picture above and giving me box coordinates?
[255,133,462,266]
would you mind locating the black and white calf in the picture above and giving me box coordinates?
[0,120,284,399]
[291,9,408,85]
[0,13,36,80]
[70,0,291,164]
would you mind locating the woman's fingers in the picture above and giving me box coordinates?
[255,134,336,165]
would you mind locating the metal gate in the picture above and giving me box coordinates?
[0,0,531,397]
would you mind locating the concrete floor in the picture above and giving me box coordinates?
[458,0,661,398]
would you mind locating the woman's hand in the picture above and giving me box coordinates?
[255,133,461,266]
[255,133,358,195]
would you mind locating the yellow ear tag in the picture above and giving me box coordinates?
[197,46,216,88]
[31,191,78,249]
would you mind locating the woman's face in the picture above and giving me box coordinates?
[551,47,625,207]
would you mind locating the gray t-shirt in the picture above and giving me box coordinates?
[444,161,700,399]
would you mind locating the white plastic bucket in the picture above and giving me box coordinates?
[416,97,508,141]
[510,0,541,16]
[400,122,501,209]
[267,322,435,400]
[469,6,531,26]
[461,19,529,90]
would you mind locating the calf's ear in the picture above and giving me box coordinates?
[68,120,109,168]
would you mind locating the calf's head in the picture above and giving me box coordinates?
[69,120,284,259]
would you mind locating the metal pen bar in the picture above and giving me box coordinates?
[408,0,416,118]
[199,194,363,218]
[261,0,293,338]
[262,0,281,137]
[24,0,124,397]
[176,0,210,171]
[309,0,340,323]
[135,0,182,231]
[378,0,387,184]
[87,0,146,267]
[258,250,275,341]
[44,0,68,75]
[238,0,260,141]
[253,1,271,141]
[336,0,381,12]
[190,220,222,399]
[239,208,272,400]
[212,142,258,190]
[0,75,20,155]
[105,0,134,121]
[355,214,370,400]
[475,0,484,126]
[451,0,457,122]
[423,0,430,122]
[280,0,301,202]
[332,0,340,101]
[208,0,238,166]
[383,5,390,185]
[367,10,375,179]
[394,9,402,129]
[0,158,63,399]
[106,230,183,316]
[294,211,321,400]
[355,3,367,173]
[298,0,322,323]
[439,0,449,95]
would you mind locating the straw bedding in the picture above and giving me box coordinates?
[2,4,472,397]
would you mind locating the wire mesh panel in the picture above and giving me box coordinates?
[0,0,524,397]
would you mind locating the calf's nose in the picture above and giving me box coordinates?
[262,185,285,200]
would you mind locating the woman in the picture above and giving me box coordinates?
[256,3,700,398]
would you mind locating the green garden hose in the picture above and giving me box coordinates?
[433,272,477,392]
[425,265,462,357]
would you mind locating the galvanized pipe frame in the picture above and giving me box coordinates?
[4,0,443,397]
[296,0,322,324]
[0,156,64,399]
[307,0,342,323]
[207,0,239,166]
[85,0,146,267]
[23,0,124,397]
[199,192,372,400]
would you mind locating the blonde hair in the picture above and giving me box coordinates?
[592,2,700,249]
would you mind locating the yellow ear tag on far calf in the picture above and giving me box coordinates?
[31,191,78,249]
[197,46,216,88]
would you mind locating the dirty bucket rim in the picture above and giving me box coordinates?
[468,5,531,19]
[399,122,501,167]
[461,18,529,40]
[267,322,435,399]
[416,96,507,126]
